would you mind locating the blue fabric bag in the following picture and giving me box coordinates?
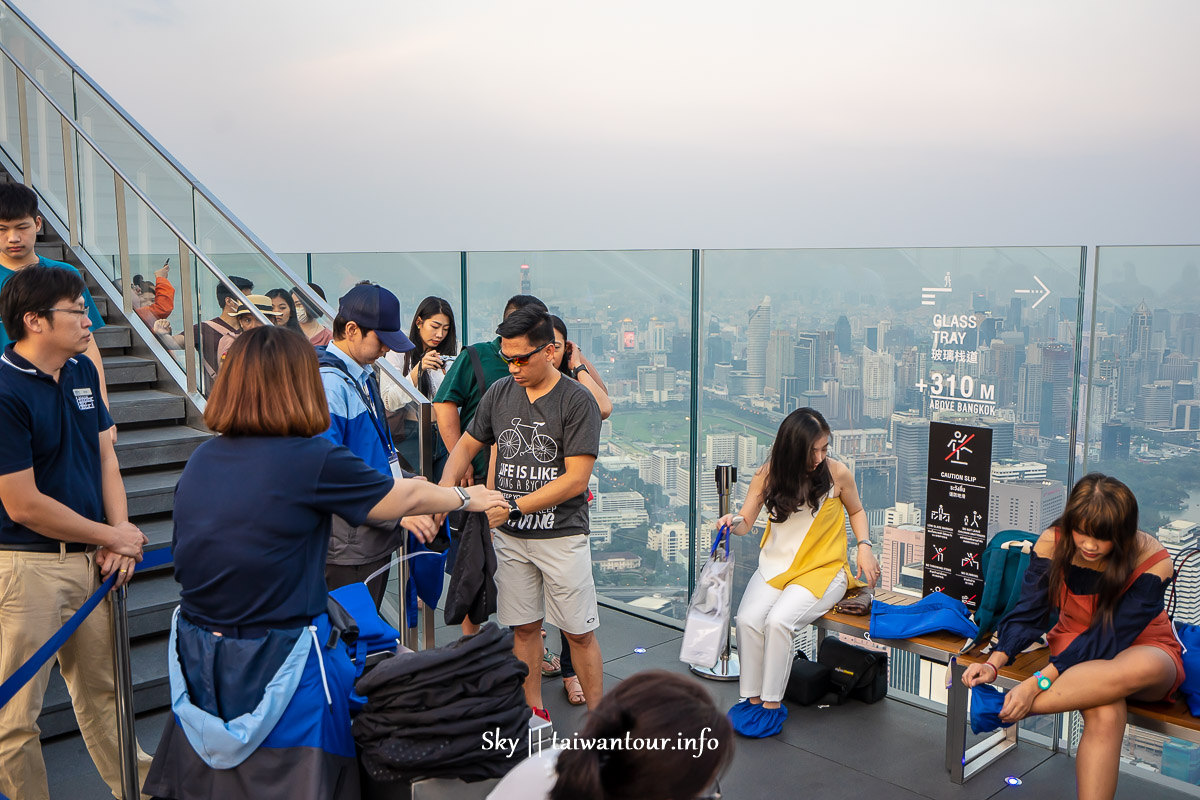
[869,592,979,641]
[408,522,452,608]
[970,683,1015,735]
[1174,623,1200,716]
[328,582,402,678]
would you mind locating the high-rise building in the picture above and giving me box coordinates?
[1175,400,1200,430]
[765,329,794,396]
[619,319,638,350]
[793,335,818,392]
[1087,379,1115,440]
[647,318,667,352]
[1137,380,1175,426]
[862,350,895,421]
[844,454,898,511]
[991,461,1048,481]
[649,523,688,564]
[885,502,922,526]
[520,263,531,294]
[635,363,678,403]
[1017,360,1043,423]
[980,418,1015,460]
[1157,521,1200,625]
[737,434,759,473]
[745,296,771,395]
[801,390,831,416]
[1162,740,1200,784]
[881,525,925,594]
[830,428,888,456]
[706,434,738,468]
[892,413,930,511]
[780,376,805,413]
[1101,422,1130,461]
[1038,343,1074,438]
[835,315,852,357]
[639,450,686,494]
[988,480,1066,538]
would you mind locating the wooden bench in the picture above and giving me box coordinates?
[813,589,1200,784]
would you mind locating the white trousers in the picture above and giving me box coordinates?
[735,568,848,702]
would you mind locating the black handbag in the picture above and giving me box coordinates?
[785,650,832,706]
[817,637,888,705]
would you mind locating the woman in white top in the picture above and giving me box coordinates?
[383,296,457,480]
[487,670,732,800]
[717,407,880,738]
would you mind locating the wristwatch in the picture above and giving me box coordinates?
[1033,670,1052,691]
[571,364,589,379]
[453,486,470,512]
[507,496,523,522]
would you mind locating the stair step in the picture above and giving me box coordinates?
[115,425,210,470]
[38,635,169,739]
[139,517,175,556]
[35,242,67,262]
[123,469,183,517]
[95,324,131,351]
[109,389,185,425]
[93,293,109,317]
[127,571,180,639]
[102,354,157,385]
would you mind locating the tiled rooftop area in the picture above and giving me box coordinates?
[45,606,1198,800]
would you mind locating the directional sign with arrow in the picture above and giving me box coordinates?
[1014,275,1050,309]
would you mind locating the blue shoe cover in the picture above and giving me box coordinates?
[970,684,1015,735]
[728,700,788,737]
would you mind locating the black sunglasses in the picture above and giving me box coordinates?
[499,341,552,366]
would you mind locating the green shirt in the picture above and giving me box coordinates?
[434,338,509,478]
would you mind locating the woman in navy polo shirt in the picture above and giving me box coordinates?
[144,326,506,800]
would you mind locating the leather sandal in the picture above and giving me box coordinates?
[563,675,586,705]
[541,648,561,677]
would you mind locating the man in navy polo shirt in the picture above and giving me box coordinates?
[0,182,111,424]
[0,266,151,800]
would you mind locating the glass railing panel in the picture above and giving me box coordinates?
[1083,244,1200,782]
[699,246,1086,678]
[307,251,462,335]
[466,249,695,621]
[76,139,121,284]
[0,54,22,174]
[73,76,195,239]
[22,73,67,223]
[277,252,310,281]
[0,7,73,109]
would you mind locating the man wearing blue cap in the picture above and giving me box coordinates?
[318,281,438,608]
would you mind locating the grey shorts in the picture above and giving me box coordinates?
[492,531,600,635]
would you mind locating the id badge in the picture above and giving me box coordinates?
[389,452,405,480]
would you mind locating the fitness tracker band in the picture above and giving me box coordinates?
[571,364,589,379]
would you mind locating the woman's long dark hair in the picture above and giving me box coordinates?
[1048,472,1143,631]
[402,296,458,396]
[266,288,302,333]
[551,315,570,375]
[762,407,833,522]
[550,670,733,800]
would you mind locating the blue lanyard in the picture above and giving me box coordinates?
[360,373,397,461]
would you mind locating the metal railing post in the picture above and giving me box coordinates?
[113,174,133,314]
[691,463,740,681]
[59,116,79,247]
[177,238,197,394]
[15,75,30,186]
[109,588,140,800]
[419,399,436,650]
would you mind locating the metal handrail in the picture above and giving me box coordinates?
[0,1,426,412]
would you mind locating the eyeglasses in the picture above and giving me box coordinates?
[499,341,552,366]
[40,308,88,317]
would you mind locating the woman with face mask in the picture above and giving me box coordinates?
[292,284,333,347]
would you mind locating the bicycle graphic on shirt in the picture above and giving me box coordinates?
[498,418,558,464]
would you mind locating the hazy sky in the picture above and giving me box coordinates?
[15,1,1200,253]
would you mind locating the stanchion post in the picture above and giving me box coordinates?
[110,586,141,799]
[691,463,741,681]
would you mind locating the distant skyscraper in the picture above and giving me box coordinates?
[1157,521,1200,625]
[647,318,667,352]
[862,350,895,421]
[980,418,1015,460]
[1136,380,1174,426]
[1101,421,1130,461]
[1038,343,1074,438]
[891,413,930,511]
[737,434,759,473]
[793,336,818,392]
[881,525,924,594]
[988,480,1066,539]
[520,263,531,294]
[765,329,794,396]
[845,454,898,511]
[745,296,771,395]
[706,434,738,468]
[835,315,852,357]
[780,376,805,414]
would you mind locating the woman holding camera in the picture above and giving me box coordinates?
[716,407,879,738]
[383,296,458,480]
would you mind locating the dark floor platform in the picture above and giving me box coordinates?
[44,606,1199,799]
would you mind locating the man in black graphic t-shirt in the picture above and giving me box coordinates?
[441,307,602,720]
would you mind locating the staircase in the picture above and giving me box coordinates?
[0,167,212,738]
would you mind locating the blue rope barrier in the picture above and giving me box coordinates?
[0,546,173,713]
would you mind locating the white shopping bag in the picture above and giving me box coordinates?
[680,526,734,669]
